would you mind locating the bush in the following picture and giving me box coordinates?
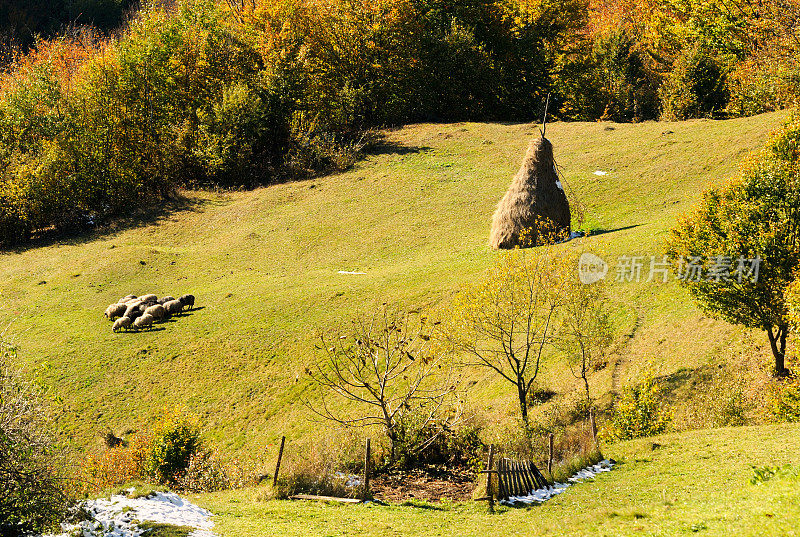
[770,376,800,423]
[391,420,484,471]
[144,409,203,487]
[78,432,151,494]
[605,375,672,441]
[0,341,70,535]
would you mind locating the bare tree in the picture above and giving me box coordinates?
[305,305,460,462]
[445,246,569,426]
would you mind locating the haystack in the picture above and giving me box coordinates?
[489,136,570,249]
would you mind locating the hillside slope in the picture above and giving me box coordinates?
[0,111,788,453]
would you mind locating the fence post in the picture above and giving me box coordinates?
[486,444,495,513]
[272,435,286,488]
[362,438,371,501]
[547,433,554,475]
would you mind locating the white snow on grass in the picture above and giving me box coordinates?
[337,271,367,275]
[593,170,608,176]
[500,459,614,506]
[46,490,217,537]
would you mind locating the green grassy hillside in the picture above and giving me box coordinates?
[0,111,789,455]
[194,423,800,536]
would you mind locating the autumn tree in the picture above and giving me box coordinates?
[305,305,460,464]
[667,117,800,376]
[556,275,613,411]
[446,246,572,426]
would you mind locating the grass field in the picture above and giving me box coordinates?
[0,110,791,456]
[192,423,800,537]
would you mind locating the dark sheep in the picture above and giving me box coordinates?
[178,294,195,310]
[158,296,176,305]
[124,301,143,318]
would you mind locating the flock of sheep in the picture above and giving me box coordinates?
[104,293,195,332]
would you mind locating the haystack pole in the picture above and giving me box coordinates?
[489,96,570,249]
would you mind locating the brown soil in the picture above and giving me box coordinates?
[370,467,477,503]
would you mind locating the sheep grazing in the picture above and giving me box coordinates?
[126,308,143,321]
[178,294,195,310]
[118,295,137,304]
[145,304,166,320]
[124,301,143,318]
[139,294,158,303]
[133,313,154,330]
[105,303,127,320]
[158,296,175,305]
[163,299,183,316]
[112,316,132,332]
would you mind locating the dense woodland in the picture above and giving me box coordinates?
[1,0,800,245]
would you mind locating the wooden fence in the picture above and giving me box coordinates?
[480,444,551,510]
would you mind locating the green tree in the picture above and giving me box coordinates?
[666,117,800,375]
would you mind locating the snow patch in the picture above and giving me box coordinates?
[334,472,362,487]
[555,180,563,191]
[337,271,367,275]
[44,491,217,537]
[500,459,614,506]
[593,170,608,176]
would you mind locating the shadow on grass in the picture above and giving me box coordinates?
[588,224,642,237]
[8,194,207,255]
[363,139,432,156]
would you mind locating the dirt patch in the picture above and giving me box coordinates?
[370,467,477,503]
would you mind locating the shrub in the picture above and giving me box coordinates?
[176,451,231,493]
[0,341,70,535]
[605,375,672,441]
[770,376,800,423]
[391,420,484,471]
[144,409,203,487]
[78,432,152,494]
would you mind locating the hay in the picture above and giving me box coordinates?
[489,136,570,249]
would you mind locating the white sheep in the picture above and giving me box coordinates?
[163,299,183,316]
[145,304,166,320]
[105,303,127,319]
[112,317,132,332]
[133,313,154,330]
